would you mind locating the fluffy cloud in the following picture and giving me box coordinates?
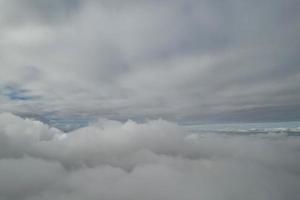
[0,113,299,200]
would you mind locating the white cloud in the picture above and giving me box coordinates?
[0,113,299,200]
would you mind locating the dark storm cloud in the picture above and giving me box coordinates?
[0,0,300,124]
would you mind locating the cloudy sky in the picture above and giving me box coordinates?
[1,0,300,129]
[1,1,300,199]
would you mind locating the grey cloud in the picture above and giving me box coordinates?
[0,0,81,26]
[0,0,300,124]
[1,1,300,199]
[0,157,65,200]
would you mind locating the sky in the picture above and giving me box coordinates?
[0,0,300,129]
[0,1,300,199]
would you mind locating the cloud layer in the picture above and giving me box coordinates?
[1,2,299,199]
[0,113,299,200]
[0,0,300,124]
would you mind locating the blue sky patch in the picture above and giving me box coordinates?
[1,85,38,101]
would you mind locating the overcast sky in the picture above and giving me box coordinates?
[1,2,300,199]
[1,0,300,128]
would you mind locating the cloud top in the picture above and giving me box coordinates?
[0,113,299,200]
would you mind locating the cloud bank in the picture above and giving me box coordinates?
[0,0,300,124]
[0,113,299,200]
